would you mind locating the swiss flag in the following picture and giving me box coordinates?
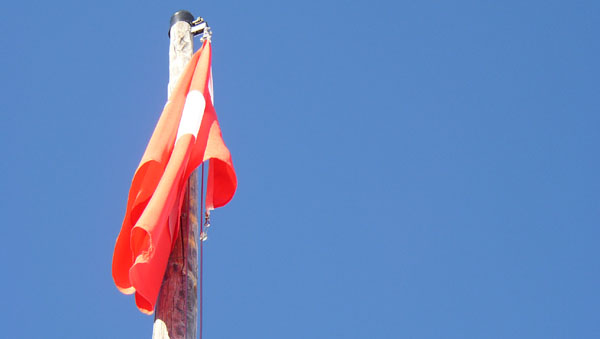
[112,40,236,314]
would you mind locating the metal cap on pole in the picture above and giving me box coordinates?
[169,10,195,36]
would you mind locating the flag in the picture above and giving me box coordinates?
[112,40,237,314]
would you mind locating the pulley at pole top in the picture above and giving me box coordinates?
[169,10,212,39]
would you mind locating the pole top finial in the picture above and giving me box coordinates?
[169,10,195,36]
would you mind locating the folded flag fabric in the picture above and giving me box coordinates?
[112,40,237,314]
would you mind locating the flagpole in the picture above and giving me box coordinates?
[153,10,199,339]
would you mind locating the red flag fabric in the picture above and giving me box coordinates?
[112,40,237,314]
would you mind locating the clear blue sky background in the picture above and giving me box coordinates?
[0,0,598,338]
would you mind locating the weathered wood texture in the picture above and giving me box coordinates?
[167,21,194,97]
[152,20,199,339]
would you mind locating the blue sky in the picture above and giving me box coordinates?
[1,0,598,338]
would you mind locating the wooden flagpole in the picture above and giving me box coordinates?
[153,10,199,339]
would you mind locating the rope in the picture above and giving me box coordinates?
[199,162,205,339]
[181,184,188,338]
